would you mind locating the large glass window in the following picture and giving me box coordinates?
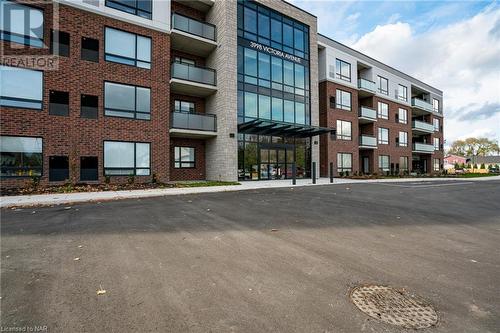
[378,76,388,95]
[398,84,407,101]
[398,131,408,147]
[335,59,351,82]
[336,120,352,140]
[433,118,440,131]
[0,136,42,177]
[105,0,152,19]
[434,137,440,151]
[337,153,352,173]
[0,1,44,47]
[174,147,195,168]
[336,90,351,111]
[105,27,151,69]
[398,108,408,124]
[175,100,195,113]
[434,158,440,171]
[104,141,150,176]
[433,99,440,112]
[378,128,389,144]
[0,66,43,109]
[400,156,409,171]
[378,101,389,119]
[379,155,390,172]
[104,82,151,120]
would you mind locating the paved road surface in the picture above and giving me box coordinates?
[1,180,499,332]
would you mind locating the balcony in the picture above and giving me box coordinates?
[359,135,377,149]
[358,106,377,124]
[412,142,434,154]
[170,112,217,138]
[358,78,376,97]
[171,13,217,57]
[411,98,433,115]
[179,0,214,13]
[412,120,434,135]
[170,61,217,97]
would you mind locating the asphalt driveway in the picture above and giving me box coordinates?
[1,180,499,332]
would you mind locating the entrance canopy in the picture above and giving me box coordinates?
[238,119,334,138]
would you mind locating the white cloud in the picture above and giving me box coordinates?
[351,4,500,146]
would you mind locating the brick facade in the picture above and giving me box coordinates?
[0,2,170,188]
[169,138,206,181]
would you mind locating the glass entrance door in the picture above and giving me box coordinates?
[259,146,294,180]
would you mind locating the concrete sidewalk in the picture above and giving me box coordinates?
[1,176,498,208]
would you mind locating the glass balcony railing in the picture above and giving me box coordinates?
[358,78,376,92]
[411,98,433,112]
[412,120,434,132]
[359,135,377,147]
[358,106,377,120]
[413,142,434,153]
[171,61,216,86]
[172,13,216,41]
[171,112,217,132]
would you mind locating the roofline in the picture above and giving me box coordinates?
[318,33,443,96]
[281,0,317,18]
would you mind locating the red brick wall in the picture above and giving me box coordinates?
[171,1,206,21]
[0,2,170,188]
[169,138,206,181]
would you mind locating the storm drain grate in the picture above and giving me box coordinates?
[350,285,438,329]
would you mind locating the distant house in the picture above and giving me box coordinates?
[466,156,500,168]
[444,155,467,169]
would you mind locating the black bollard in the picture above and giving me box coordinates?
[329,162,334,183]
[312,162,316,184]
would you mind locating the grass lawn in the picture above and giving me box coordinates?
[174,181,241,188]
[455,173,500,178]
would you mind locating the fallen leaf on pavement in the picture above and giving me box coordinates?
[97,285,106,295]
[74,257,80,261]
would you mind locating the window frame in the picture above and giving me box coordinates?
[49,90,70,117]
[399,156,409,171]
[378,155,390,172]
[434,137,440,151]
[378,127,389,145]
[103,81,151,120]
[398,108,408,124]
[336,120,352,141]
[433,118,440,131]
[337,153,352,173]
[174,146,196,169]
[80,94,99,119]
[378,76,388,95]
[104,26,152,69]
[0,1,44,48]
[105,0,152,20]
[103,140,151,176]
[398,131,408,147]
[432,98,440,112]
[0,135,43,178]
[377,101,389,119]
[433,158,440,171]
[397,84,407,101]
[174,100,196,114]
[335,59,351,82]
[0,65,44,110]
[81,36,99,63]
[336,89,352,111]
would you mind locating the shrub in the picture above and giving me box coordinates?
[480,163,485,169]
[339,171,344,177]
[152,173,158,184]
[473,163,478,169]
[467,163,472,168]
[454,162,460,170]
[345,171,350,177]
[30,176,41,188]
[127,175,135,184]
[105,176,111,184]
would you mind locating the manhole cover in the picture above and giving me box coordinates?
[350,285,438,329]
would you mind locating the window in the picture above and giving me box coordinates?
[104,82,151,120]
[105,27,151,69]
[378,128,389,145]
[49,156,69,182]
[104,141,150,176]
[378,76,388,95]
[433,99,439,112]
[174,57,195,65]
[0,66,43,109]
[80,156,98,181]
[51,30,70,57]
[379,155,390,172]
[377,101,388,119]
[397,84,407,101]
[0,1,44,47]
[433,158,440,171]
[336,90,351,111]
[398,108,408,124]
[400,156,409,171]
[81,37,99,62]
[0,136,42,177]
[433,118,440,131]
[329,96,335,109]
[336,120,352,140]
[174,100,195,113]
[81,94,98,119]
[105,0,152,19]
[337,153,352,173]
[434,137,440,151]
[398,131,408,147]
[49,90,69,116]
[335,59,351,82]
[174,147,195,168]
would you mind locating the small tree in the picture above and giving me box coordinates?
[460,163,466,169]
[480,163,485,169]
[454,162,460,170]
[473,163,478,169]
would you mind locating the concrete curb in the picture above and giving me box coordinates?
[1,176,498,208]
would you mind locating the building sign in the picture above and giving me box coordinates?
[239,38,308,66]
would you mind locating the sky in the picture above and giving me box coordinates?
[290,0,500,147]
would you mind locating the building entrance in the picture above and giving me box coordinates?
[259,145,295,180]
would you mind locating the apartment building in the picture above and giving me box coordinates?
[0,0,443,188]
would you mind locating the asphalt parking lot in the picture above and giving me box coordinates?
[1,180,499,332]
